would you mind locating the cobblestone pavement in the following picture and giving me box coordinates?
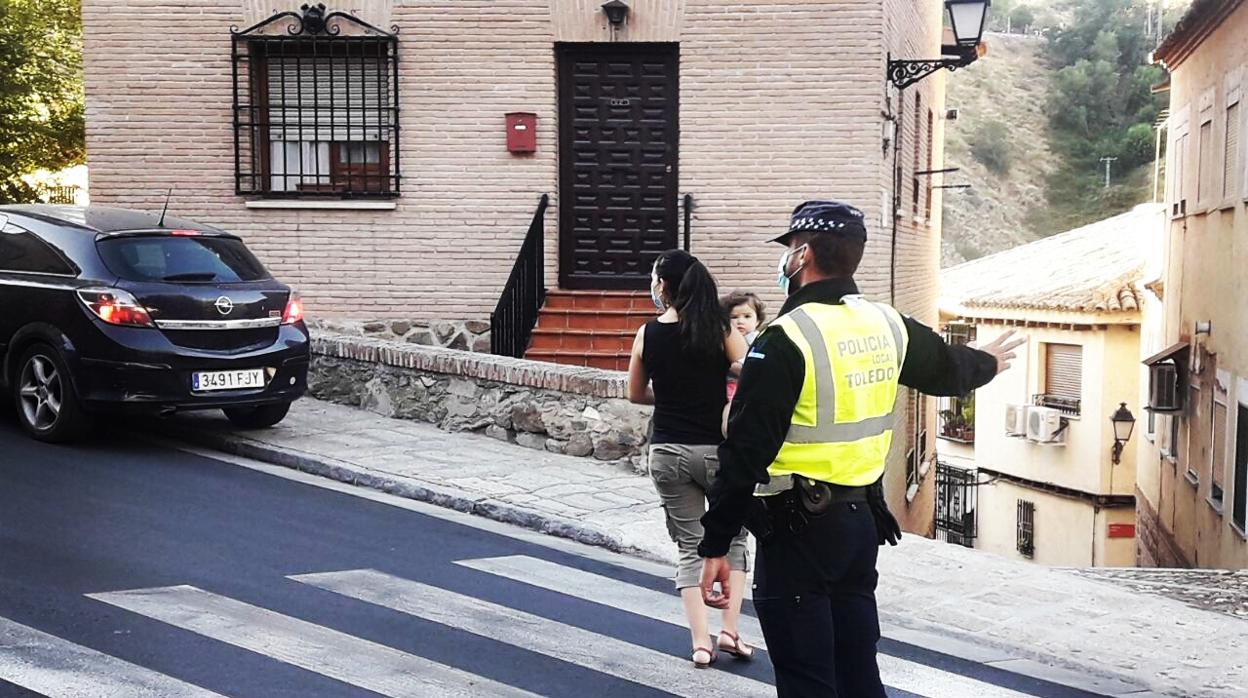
[1074,568,1248,619]
[159,398,1248,698]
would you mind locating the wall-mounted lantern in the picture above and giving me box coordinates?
[887,0,991,89]
[947,0,991,47]
[1110,402,1136,465]
[601,0,630,27]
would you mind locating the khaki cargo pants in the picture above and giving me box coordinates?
[648,443,750,589]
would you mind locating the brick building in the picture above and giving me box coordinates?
[82,0,968,531]
[1139,0,1248,568]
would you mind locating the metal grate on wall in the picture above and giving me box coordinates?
[1016,499,1036,558]
[231,5,400,197]
[935,462,977,548]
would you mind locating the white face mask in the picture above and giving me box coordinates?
[776,244,807,296]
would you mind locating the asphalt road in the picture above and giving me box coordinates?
[0,418,1107,698]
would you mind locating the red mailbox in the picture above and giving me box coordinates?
[506,112,537,154]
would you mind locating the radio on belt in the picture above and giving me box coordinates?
[505,112,537,154]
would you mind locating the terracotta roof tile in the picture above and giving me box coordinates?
[941,204,1165,315]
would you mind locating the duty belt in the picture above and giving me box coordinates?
[755,474,868,501]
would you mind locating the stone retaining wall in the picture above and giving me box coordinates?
[308,333,651,467]
[308,318,491,353]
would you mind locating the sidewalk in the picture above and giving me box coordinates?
[158,398,1247,698]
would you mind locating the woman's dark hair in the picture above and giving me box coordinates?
[654,249,728,359]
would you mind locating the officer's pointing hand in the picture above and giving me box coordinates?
[700,556,731,609]
[977,330,1027,375]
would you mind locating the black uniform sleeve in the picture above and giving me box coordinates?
[698,328,804,558]
[898,316,997,397]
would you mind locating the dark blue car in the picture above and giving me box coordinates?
[0,205,310,442]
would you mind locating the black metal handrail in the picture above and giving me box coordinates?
[491,194,550,358]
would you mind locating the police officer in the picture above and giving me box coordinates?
[698,201,1024,697]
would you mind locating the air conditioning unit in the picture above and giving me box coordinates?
[1005,404,1028,436]
[1027,406,1066,444]
[946,108,960,121]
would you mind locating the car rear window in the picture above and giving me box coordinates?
[97,236,271,283]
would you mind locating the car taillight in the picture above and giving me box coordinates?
[76,288,155,328]
[282,292,304,325]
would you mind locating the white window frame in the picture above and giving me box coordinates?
[1196,111,1216,210]
[1209,369,1231,513]
[1222,78,1241,208]
[1169,106,1191,219]
[1233,377,1248,539]
[1185,381,1202,485]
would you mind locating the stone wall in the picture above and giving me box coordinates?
[308,318,491,353]
[308,334,651,468]
[1135,486,1192,568]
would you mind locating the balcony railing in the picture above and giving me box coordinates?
[1033,393,1081,417]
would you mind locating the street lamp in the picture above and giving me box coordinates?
[601,0,629,27]
[947,0,991,47]
[1110,402,1136,465]
[887,0,991,89]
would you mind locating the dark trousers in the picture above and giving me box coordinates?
[753,499,885,698]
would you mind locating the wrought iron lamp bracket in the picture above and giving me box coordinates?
[887,55,973,90]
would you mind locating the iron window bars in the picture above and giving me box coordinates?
[935,462,977,548]
[1016,499,1035,558]
[231,4,400,198]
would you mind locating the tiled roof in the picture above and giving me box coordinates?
[941,204,1165,315]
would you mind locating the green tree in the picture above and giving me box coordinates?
[1034,0,1169,236]
[0,0,84,203]
[1009,5,1036,33]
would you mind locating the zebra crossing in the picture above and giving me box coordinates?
[0,553,1071,698]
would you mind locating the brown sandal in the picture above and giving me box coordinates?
[691,646,716,668]
[718,631,754,661]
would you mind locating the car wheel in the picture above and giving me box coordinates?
[223,401,291,429]
[13,344,92,443]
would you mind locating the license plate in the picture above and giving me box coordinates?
[192,369,266,392]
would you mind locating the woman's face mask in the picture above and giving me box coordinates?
[776,244,808,296]
[650,273,666,311]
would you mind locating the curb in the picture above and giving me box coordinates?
[156,423,670,566]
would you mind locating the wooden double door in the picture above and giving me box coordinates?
[557,43,679,290]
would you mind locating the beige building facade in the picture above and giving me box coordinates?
[1140,0,1248,568]
[939,205,1164,566]
[81,0,972,531]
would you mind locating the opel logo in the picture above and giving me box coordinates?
[214,296,234,316]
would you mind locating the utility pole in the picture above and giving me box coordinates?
[1100,156,1118,189]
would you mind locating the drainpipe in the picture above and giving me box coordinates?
[890,88,905,306]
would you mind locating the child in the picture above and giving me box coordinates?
[722,291,766,346]
[721,291,767,413]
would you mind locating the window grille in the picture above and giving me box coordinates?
[935,463,976,547]
[231,4,400,197]
[1016,499,1035,558]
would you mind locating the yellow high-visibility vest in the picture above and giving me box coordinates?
[759,296,909,490]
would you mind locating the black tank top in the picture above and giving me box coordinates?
[642,320,728,445]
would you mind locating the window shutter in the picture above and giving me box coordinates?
[269,54,391,143]
[1045,344,1082,401]
[1199,120,1214,202]
[1225,102,1240,200]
